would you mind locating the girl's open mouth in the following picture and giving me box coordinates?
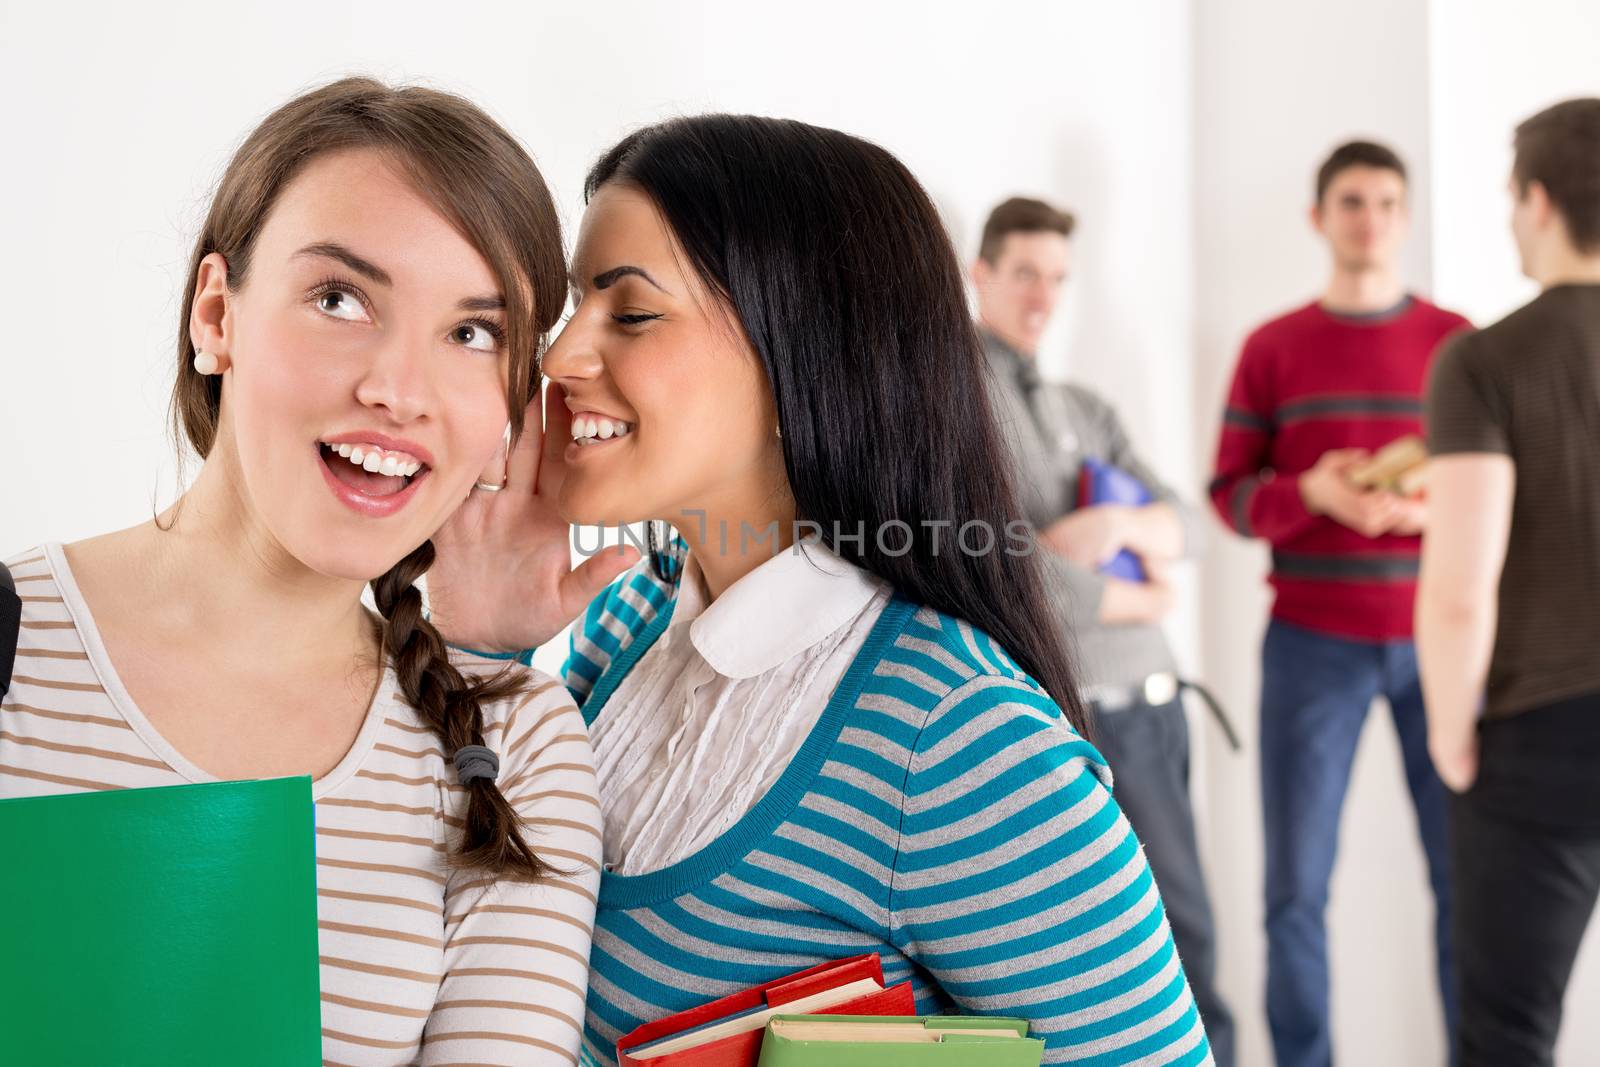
[317,440,432,517]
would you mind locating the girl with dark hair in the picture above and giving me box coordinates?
[1,79,600,1063]
[431,115,1212,1066]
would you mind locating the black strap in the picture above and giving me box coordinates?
[0,562,19,695]
[1179,679,1244,753]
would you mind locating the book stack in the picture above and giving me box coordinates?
[759,1015,1043,1066]
[615,956,1042,1067]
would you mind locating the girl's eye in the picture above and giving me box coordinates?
[451,321,503,353]
[612,312,663,327]
[314,287,368,322]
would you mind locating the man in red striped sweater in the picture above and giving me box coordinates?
[1210,141,1471,1067]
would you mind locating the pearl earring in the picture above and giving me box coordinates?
[193,350,220,375]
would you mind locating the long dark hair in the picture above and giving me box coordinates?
[173,77,566,878]
[586,115,1089,734]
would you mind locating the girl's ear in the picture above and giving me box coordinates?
[189,252,234,361]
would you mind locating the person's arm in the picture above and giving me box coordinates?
[1040,389,1193,568]
[1297,449,1412,538]
[1416,456,1513,792]
[1093,389,1201,562]
[1035,547,1173,627]
[1417,329,1511,792]
[1121,502,1187,561]
[1032,388,1181,624]
[889,677,1210,1064]
[1039,506,1180,571]
[1099,571,1176,624]
[424,679,602,1065]
[1210,333,1322,545]
[428,387,638,656]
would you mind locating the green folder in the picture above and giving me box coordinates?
[0,777,322,1065]
[757,1015,1045,1066]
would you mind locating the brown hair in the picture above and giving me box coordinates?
[1514,98,1600,254]
[977,196,1076,263]
[171,77,567,879]
[1315,140,1407,203]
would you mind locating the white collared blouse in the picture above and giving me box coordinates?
[589,543,889,875]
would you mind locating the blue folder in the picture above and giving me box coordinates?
[1077,458,1151,582]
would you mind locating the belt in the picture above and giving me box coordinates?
[1084,673,1242,753]
[1084,672,1180,712]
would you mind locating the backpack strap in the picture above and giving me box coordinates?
[0,562,19,695]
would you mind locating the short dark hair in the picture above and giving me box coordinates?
[977,196,1076,263]
[1315,141,1407,203]
[1514,98,1600,254]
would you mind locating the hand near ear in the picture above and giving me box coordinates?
[429,386,640,655]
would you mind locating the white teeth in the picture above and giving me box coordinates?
[570,415,633,441]
[324,441,426,478]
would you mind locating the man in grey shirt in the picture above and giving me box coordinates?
[973,197,1234,1065]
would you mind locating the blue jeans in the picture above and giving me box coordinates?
[1260,620,1455,1067]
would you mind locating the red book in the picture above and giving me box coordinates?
[616,954,917,1067]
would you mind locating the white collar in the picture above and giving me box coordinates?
[674,543,885,680]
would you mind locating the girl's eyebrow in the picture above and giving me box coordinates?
[293,241,391,286]
[592,265,671,294]
[296,241,500,310]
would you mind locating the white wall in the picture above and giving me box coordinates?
[1430,0,1600,320]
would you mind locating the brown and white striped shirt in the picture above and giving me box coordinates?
[1,545,601,1066]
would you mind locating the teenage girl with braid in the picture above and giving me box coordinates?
[0,79,600,1065]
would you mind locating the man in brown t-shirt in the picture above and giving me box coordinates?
[1419,97,1600,1067]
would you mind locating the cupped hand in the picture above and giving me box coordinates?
[429,387,640,654]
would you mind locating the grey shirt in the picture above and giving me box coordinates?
[979,326,1203,691]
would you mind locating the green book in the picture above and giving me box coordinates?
[757,1015,1045,1066]
[0,777,322,1065]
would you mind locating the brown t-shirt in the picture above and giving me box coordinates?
[1426,283,1600,717]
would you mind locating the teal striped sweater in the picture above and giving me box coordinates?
[560,548,1212,1066]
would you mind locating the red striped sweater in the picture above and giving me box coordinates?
[1210,296,1472,640]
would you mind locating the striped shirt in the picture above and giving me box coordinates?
[565,545,1213,1067]
[1209,296,1471,640]
[0,544,602,1066]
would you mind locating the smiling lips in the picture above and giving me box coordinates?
[317,437,433,517]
